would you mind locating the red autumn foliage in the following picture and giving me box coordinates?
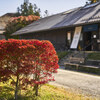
[4,15,40,40]
[10,15,40,23]
[0,39,59,98]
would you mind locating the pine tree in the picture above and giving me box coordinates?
[28,3,34,15]
[17,0,41,16]
[21,2,29,16]
[33,4,41,16]
[44,10,49,17]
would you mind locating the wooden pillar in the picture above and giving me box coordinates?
[98,24,100,50]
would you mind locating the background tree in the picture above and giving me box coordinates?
[33,4,41,16]
[17,0,41,16]
[4,0,50,40]
[4,15,40,39]
[28,3,34,15]
[4,0,41,39]
[44,10,49,17]
[21,2,29,16]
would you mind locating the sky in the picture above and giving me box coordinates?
[0,0,87,16]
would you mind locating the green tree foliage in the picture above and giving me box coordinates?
[33,4,41,16]
[17,0,41,16]
[44,10,49,17]
[28,3,34,15]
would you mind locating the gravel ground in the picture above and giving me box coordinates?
[50,69,100,98]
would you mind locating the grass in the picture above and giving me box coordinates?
[57,51,100,60]
[87,52,100,60]
[65,64,100,74]
[57,51,69,60]
[0,82,99,100]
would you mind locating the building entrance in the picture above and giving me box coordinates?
[83,24,99,51]
[84,32,92,51]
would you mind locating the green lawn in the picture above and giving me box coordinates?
[0,82,99,100]
[57,51,100,60]
[57,51,69,60]
[87,52,100,60]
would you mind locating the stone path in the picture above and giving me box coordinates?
[50,69,100,98]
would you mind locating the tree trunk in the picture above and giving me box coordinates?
[15,75,19,100]
[34,64,40,96]
[34,84,39,96]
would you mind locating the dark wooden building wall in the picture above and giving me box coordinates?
[20,28,70,51]
[19,24,100,51]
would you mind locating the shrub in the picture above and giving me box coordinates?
[0,39,59,100]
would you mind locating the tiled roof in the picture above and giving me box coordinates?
[12,2,100,36]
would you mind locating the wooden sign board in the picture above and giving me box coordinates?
[70,26,82,49]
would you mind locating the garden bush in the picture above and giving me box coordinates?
[0,39,59,100]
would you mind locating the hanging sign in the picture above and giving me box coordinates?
[70,26,82,49]
[83,24,98,32]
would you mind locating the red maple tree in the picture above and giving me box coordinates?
[0,39,59,99]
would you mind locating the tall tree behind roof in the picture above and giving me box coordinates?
[16,0,41,16]
[44,10,49,17]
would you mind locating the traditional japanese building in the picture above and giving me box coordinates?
[12,2,100,51]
